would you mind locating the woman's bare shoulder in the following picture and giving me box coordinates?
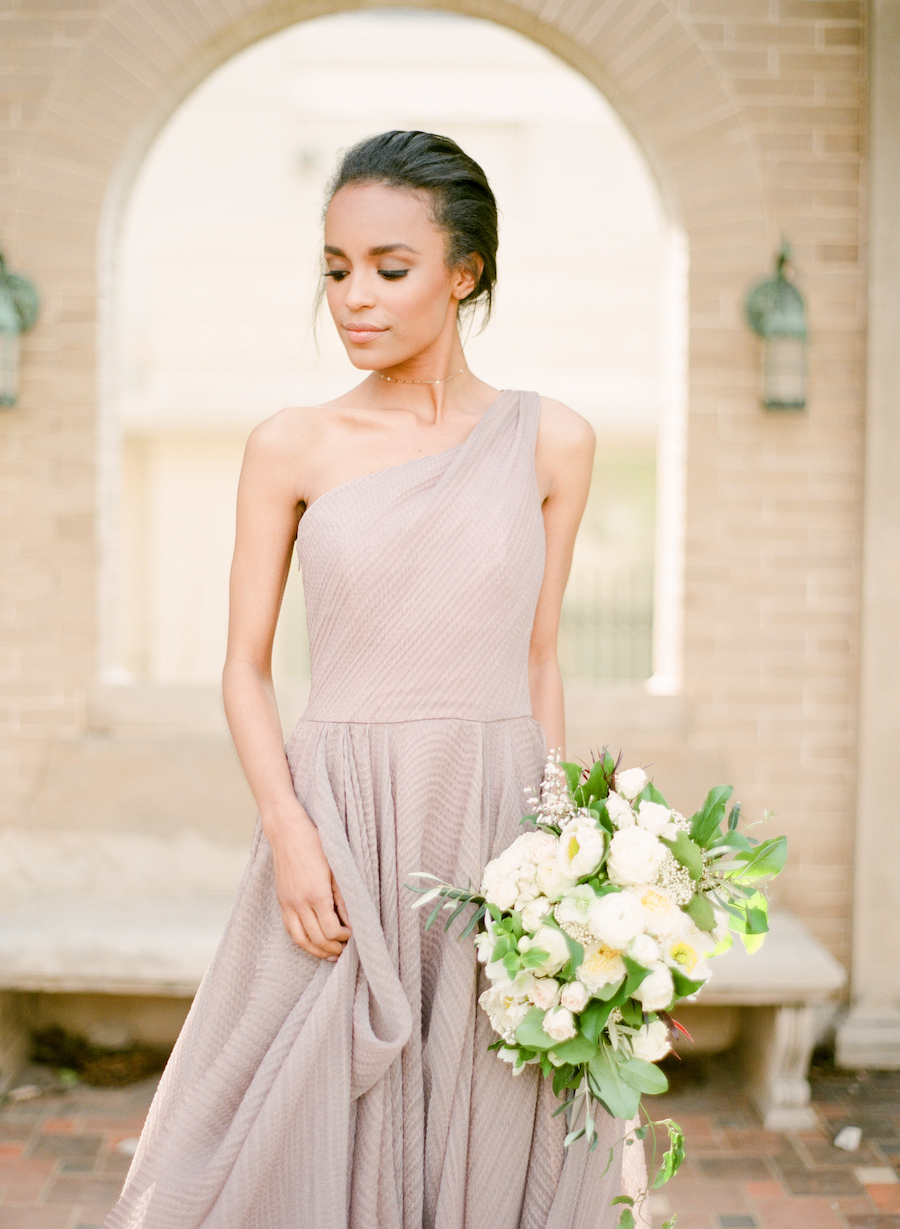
[536,396,596,455]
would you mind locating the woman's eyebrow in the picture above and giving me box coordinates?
[323,243,419,257]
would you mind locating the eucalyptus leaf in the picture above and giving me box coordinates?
[662,831,704,881]
[514,1006,555,1051]
[619,1057,669,1095]
[731,835,788,881]
[546,1034,599,1064]
[684,892,716,932]
[587,1045,641,1120]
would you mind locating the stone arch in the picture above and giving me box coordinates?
[9,0,770,694]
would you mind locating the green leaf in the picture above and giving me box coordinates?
[689,785,733,847]
[547,1034,599,1064]
[612,1196,634,1207]
[587,1045,641,1120]
[458,903,486,940]
[727,800,742,831]
[619,1057,669,1095]
[552,1063,576,1098]
[593,975,626,1001]
[561,761,582,797]
[730,835,788,881]
[741,930,767,954]
[662,1218,678,1229]
[521,945,551,970]
[641,781,670,807]
[514,1006,555,1051]
[684,891,716,932]
[622,954,652,998]
[620,998,643,1028]
[583,757,611,803]
[661,831,704,881]
[616,1209,636,1229]
[671,967,707,998]
[652,1119,686,1187]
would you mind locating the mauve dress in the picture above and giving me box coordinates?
[104,390,646,1229]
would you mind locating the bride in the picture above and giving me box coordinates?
[106,129,647,1229]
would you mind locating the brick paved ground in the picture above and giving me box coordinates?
[0,1058,897,1228]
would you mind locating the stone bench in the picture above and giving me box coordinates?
[0,898,845,1131]
[674,910,846,1130]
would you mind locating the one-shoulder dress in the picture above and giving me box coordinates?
[105,390,644,1229]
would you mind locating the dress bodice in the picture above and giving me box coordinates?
[295,390,545,724]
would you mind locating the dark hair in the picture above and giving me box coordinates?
[326,130,498,322]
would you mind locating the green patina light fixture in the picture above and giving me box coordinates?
[0,243,41,408]
[745,239,808,411]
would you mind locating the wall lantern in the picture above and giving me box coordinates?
[0,243,41,408]
[745,240,808,411]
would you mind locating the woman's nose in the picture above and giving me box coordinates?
[344,272,376,310]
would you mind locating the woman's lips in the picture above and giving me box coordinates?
[344,324,385,344]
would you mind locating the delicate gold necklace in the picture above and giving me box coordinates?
[376,366,467,386]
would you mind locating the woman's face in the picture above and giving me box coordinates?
[323,182,475,372]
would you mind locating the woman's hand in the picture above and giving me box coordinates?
[268,806,352,960]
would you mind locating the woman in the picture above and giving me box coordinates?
[106,130,646,1229]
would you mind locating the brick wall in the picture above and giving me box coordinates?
[0,0,866,963]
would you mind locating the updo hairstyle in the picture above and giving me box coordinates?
[326,130,498,321]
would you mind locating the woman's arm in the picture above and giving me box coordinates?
[529,398,596,755]
[223,411,351,961]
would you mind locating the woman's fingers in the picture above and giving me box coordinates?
[331,874,351,929]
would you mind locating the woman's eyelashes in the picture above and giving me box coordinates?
[323,268,408,281]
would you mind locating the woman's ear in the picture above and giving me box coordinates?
[451,254,483,303]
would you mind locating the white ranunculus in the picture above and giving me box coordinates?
[577,942,627,995]
[631,1019,671,1063]
[527,925,572,976]
[605,791,636,829]
[543,1005,578,1043]
[607,828,667,887]
[557,819,606,879]
[663,935,711,985]
[520,896,553,933]
[560,980,590,1013]
[633,962,675,1012]
[627,933,660,967]
[588,890,646,949]
[527,977,561,1011]
[636,800,673,836]
[615,767,648,801]
[535,858,578,902]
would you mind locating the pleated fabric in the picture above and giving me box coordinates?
[105,390,646,1229]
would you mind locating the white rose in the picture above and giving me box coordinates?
[627,886,690,941]
[577,942,627,995]
[482,873,519,911]
[615,767,648,801]
[631,1019,671,1063]
[560,981,590,1013]
[633,962,675,1012]
[543,1005,578,1043]
[478,985,531,1042]
[520,896,553,933]
[627,933,660,967]
[535,858,578,902]
[528,925,572,976]
[636,800,673,836]
[527,977,561,1010]
[588,890,646,949]
[526,832,559,864]
[607,828,667,887]
[605,791,636,829]
[557,819,606,879]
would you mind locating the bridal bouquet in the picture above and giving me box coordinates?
[408,751,786,1229]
